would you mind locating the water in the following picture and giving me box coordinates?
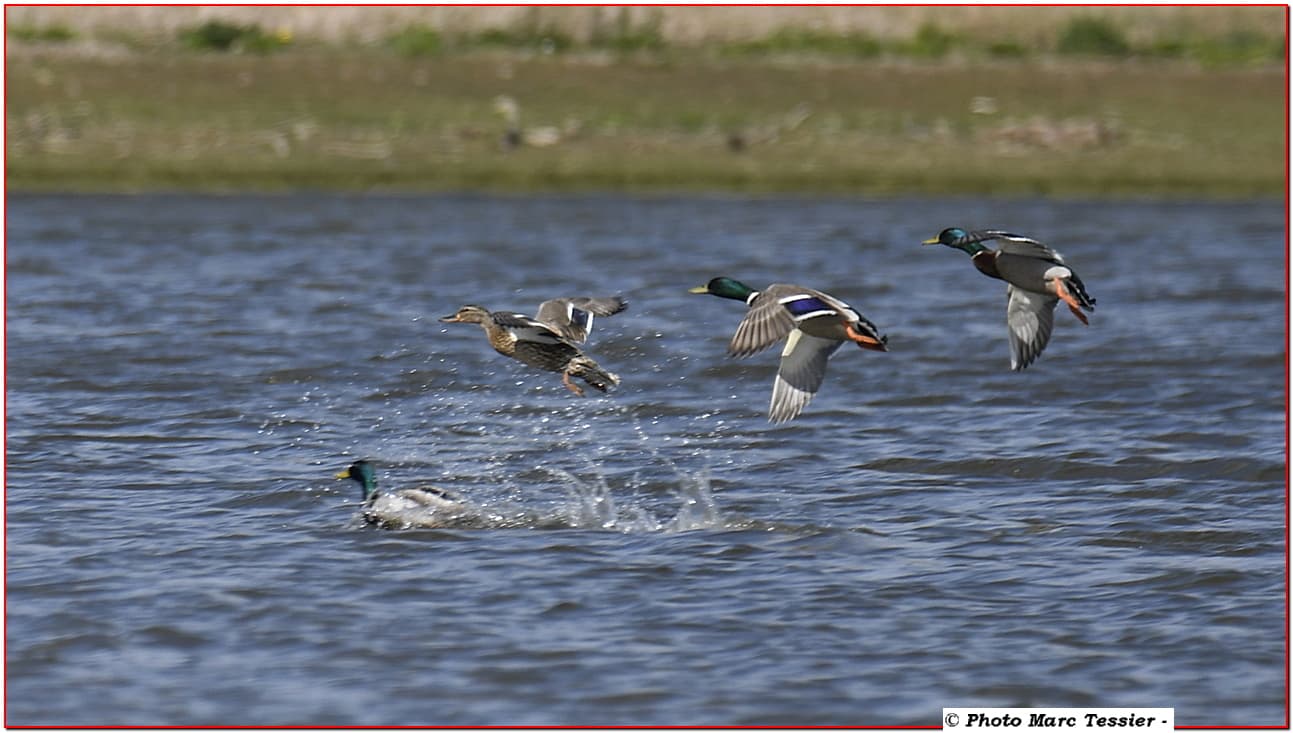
[6,192,1285,726]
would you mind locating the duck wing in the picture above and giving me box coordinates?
[491,311,570,345]
[994,233,1095,310]
[730,283,849,357]
[768,330,842,423]
[770,284,862,319]
[1006,284,1057,371]
[991,234,1096,311]
[404,485,467,506]
[535,297,628,343]
[984,230,1067,264]
[729,293,795,358]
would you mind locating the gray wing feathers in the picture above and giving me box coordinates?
[988,232,1066,263]
[396,487,466,508]
[1006,285,1057,370]
[768,331,841,423]
[564,297,628,317]
[729,289,796,357]
[535,297,627,343]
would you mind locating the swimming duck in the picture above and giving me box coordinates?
[922,228,1096,370]
[439,296,627,396]
[689,277,888,423]
[335,459,474,529]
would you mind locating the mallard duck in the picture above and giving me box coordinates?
[335,459,473,529]
[439,296,627,396]
[922,228,1096,370]
[689,277,888,423]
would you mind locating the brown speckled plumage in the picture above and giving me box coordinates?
[439,298,625,396]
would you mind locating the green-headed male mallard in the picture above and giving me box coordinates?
[923,228,1096,371]
[336,459,473,529]
[689,277,888,423]
[439,296,627,396]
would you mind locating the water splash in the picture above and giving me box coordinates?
[547,464,723,533]
[349,462,726,534]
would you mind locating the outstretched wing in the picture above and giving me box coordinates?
[730,283,870,358]
[1006,285,1057,371]
[728,290,797,358]
[768,330,842,423]
[983,230,1066,263]
[788,286,863,322]
[492,311,569,345]
[535,296,628,343]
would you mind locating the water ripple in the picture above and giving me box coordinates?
[5,193,1284,726]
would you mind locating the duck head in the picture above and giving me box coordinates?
[689,276,756,302]
[336,459,378,502]
[923,227,989,255]
[439,305,491,325]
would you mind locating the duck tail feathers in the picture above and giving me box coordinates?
[1067,273,1097,309]
[849,315,889,351]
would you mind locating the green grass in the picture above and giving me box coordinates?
[586,7,665,53]
[1057,17,1133,57]
[721,28,885,59]
[8,24,76,43]
[387,24,444,56]
[904,23,959,59]
[987,40,1031,59]
[6,50,1284,197]
[8,6,1287,64]
[10,9,1285,68]
[1189,31,1287,68]
[177,20,291,54]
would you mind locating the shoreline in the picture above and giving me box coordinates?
[8,48,1284,199]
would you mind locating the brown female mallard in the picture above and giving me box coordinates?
[439,296,627,396]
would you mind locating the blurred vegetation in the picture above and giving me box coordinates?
[903,23,959,59]
[1189,31,1287,68]
[1057,17,1133,57]
[361,13,1284,67]
[8,11,1284,67]
[986,40,1030,60]
[387,24,444,57]
[6,8,1284,197]
[470,26,574,55]
[178,20,291,54]
[8,24,77,43]
[721,28,885,59]
[587,9,665,53]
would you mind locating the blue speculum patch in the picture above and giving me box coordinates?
[782,297,831,316]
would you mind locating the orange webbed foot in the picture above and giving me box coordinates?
[844,321,889,351]
[1067,302,1090,325]
[562,371,586,397]
[1054,280,1090,325]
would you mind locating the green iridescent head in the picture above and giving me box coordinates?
[922,227,988,255]
[689,276,756,301]
[336,459,378,502]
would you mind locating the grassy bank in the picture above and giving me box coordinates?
[7,46,1285,197]
[7,5,1286,52]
